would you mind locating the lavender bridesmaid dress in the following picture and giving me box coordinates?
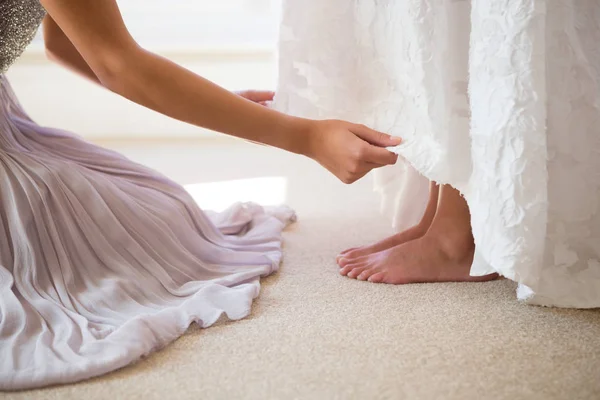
[0,0,295,390]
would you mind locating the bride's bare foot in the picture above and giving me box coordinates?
[340,230,497,283]
[337,183,439,266]
[337,224,427,267]
[340,185,498,284]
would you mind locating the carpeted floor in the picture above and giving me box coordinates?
[5,139,600,400]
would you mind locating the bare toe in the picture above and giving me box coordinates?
[342,248,367,262]
[338,257,353,268]
[337,248,356,263]
[347,265,370,279]
[340,262,363,276]
[367,271,386,283]
[341,252,370,269]
[337,248,370,266]
[357,268,378,281]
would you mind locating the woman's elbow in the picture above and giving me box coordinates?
[92,46,140,92]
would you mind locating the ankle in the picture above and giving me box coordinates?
[427,219,475,262]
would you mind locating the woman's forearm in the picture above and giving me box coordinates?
[99,47,311,155]
[42,13,310,155]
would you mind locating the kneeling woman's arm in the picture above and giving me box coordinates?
[44,17,275,107]
[40,0,401,184]
[44,15,99,84]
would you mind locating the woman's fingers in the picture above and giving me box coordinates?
[360,144,399,166]
[349,124,402,147]
[308,119,401,184]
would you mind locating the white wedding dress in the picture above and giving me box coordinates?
[273,0,600,308]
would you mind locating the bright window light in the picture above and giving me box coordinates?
[184,177,287,212]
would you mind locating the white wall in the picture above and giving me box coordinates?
[6,0,281,141]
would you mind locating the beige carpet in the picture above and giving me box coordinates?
[5,140,600,400]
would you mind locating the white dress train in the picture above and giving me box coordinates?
[273,0,600,308]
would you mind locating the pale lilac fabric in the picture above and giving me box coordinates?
[0,76,295,390]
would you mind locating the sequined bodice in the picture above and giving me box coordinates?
[0,0,46,74]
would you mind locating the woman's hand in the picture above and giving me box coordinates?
[236,90,274,106]
[304,119,401,184]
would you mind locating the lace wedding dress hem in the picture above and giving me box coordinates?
[272,0,600,308]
